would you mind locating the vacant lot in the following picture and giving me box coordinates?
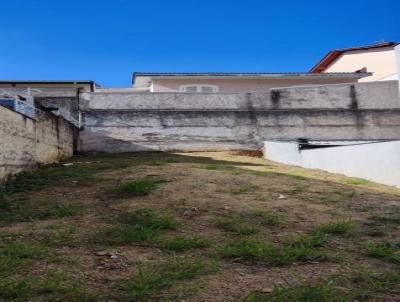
[0,151,399,301]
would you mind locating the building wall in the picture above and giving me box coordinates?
[0,106,76,181]
[79,81,400,152]
[151,77,359,93]
[324,47,398,82]
[263,140,400,188]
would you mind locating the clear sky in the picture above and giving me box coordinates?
[0,0,399,86]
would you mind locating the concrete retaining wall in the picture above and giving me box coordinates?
[79,81,400,152]
[263,140,400,188]
[0,106,76,181]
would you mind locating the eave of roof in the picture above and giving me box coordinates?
[132,72,371,84]
[0,80,99,85]
[310,42,399,73]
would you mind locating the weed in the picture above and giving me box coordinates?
[161,235,210,252]
[216,217,258,235]
[90,225,158,246]
[219,235,338,265]
[112,179,161,197]
[0,241,46,275]
[350,269,400,298]
[0,198,85,224]
[117,208,180,230]
[0,271,96,301]
[227,185,259,195]
[365,241,400,264]
[242,279,347,302]
[316,219,357,235]
[285,232,329,249]
[120,258,211,300]
[344,178,370,185]
[40,225,78,247]
[248,209,284,226]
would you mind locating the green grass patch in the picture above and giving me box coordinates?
[120,258,213,301]
[40,225,78,247]
[365,241,400,264]
[0,271,96,301]
[117,208,180,230]
[0,241,47,275]
[0,198,85,225]
[227,185,259,195]
[161,235,211,252]
[216,217,258,235]
[91,208,180,246]
[89,225,158,246]
[344,178,370,185]
[218,235,338,266]
[247,209,284,226]
[316,219,357,235]
[350,269,400,299]
[111,179,162,197]
[242,279,347,302]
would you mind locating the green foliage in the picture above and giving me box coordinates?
[0,241,46,275]
[112,179,161,197]
[0,272,96,301]
[91,208,180,246]
[120,258,210,301]
[248,209,284,226]
[242,280,346,302]
[216,217,258,235]
[219,234,338,265]
[344,178,370,185]
[89,225,158,246]
[316,219,357,235]
[117,208,180,230]
[0,198,85,224]
[365,241,400,264]
[161,235,211,252]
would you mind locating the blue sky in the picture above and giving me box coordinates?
[0,0,399,86]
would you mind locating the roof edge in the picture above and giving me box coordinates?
[310,41,399,73]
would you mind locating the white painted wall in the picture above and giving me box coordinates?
[264,140,400,188]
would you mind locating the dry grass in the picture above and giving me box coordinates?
[0,151,399,301]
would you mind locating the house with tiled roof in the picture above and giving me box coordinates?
[310,42,400,82]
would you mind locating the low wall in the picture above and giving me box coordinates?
[0,106,76,181]
[263,140,400,188]
[79,81,400,152]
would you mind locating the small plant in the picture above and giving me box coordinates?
[0,198,85,225]
[0,271,96,301]
[248,209,284,226]
[120,258,211,300]
[227,185,259,195]
[89,225,158,246]
[219,235,338,265]
[350,268,400,297]
[117,208,180,230]
[242,280,346,302]
[365,241,400,264]
[344,178,370,185]
[0,241,47,274]
[112,179,161,197]
[216,217,258,235]
[161,235,210,252]
[316,219,357,235]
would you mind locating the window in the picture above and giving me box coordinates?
[179,84,219,93]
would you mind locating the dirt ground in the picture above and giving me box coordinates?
[1,151,399,301]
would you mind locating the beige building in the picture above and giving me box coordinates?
[132,72,369,93]
[310,42,399,82]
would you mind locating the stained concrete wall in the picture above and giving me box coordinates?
[79,81,400,152]
[0,106,76,181]
[263,140,400,188]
